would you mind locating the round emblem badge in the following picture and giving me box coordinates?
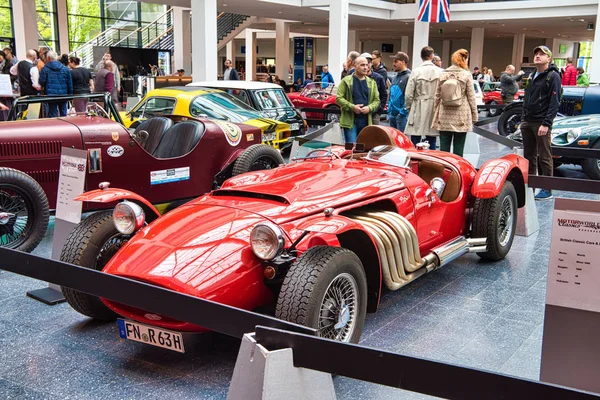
[214,120,242,146]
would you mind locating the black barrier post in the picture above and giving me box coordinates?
[254,326,600,400]
[0,247,316,339]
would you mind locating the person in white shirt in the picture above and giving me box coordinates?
[10,49,40,95]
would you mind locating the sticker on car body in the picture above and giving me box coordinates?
[213,120,242,146]
[246,133,254,141]
[107,145,124,157]
[150,167,190,185]
[112,132,119,141]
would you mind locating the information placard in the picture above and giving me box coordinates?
[55,148,88,224]
[546,208,600,312]
[0,74,12,96]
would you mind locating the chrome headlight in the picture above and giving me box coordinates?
[113,201,145,235]
[250,222,284,260]
[566,128,582,144]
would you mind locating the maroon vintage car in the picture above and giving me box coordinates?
[0,94,284,252]
[288,82,340,122]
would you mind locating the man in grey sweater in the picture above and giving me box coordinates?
[500,64,524,104]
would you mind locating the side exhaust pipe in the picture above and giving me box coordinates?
[348,211,486,291]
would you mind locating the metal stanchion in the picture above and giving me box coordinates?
[227,333,336,400]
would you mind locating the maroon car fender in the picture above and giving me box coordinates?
[284,214,383,313]
[75,188,161,219]
[471,154,528,207]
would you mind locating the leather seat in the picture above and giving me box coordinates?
[356,125,396,151]
[134,117,173,154]
[153,121,205,159]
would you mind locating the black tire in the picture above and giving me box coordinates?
[497,104,522,137]
[275,246,368,343]
[60,211,126,321]
[487,101,499,117]
[232,144,284,176]
[0,168,49,253]
[581,141,600,180]
[325,106,340,122]
[472,181,518,261]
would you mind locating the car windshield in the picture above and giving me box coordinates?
[293,139,334,160]
[251,89,292,110]
[365,145,411,168]
[131,97,176,119]
[301,82,335,98]
[189,92,262,123]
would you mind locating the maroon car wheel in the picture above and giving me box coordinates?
[60,210,125,321]
[0,168,49,253]
[275,246,368,343]
[232,144,284,176]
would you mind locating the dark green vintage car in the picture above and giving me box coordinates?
[509,114,600,179]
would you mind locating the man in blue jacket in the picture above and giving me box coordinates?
[387,51,411,132]
[321,64,334,86]
[39,50,73,117]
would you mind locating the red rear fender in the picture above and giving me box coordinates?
[472,154,528,207]
[75,188,161,219]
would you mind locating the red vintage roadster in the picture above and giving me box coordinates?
[61,126,527,348]
[0,94,284,252]
[288,82,339,122]
[482,88,524,117]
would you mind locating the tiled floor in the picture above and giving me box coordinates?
[1,120,598,399]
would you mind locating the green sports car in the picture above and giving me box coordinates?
[509,114,600,180]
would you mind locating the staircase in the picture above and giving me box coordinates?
[70,7,174,68]
[71,10,254,68]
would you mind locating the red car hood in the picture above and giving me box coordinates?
[103,205,271,307]
[209,159,406,224]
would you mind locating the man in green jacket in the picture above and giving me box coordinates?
[336,56,380,143]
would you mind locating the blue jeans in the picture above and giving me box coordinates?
[47,102,68,118]
[389,114,408,133]
[343,117,369,143]
[410,135,437,150]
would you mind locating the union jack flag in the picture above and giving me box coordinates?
[418,0,450,23]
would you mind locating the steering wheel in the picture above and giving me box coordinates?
[86,102,110,119]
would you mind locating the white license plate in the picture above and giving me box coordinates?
[118,319,185,353]
[290,123,300,131]
[262,132,277,141]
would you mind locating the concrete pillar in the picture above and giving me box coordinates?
[470,27,484,71]
[226,41,234,65]
[245,29,257,81]
[275,21,290,81]
[545,38,557,56]
[347,30,359,53]
[401,36,409,54]
[56,0,69,54]
[589,1,600,82]
[191,0,217,81]
[512,33,526,71]
[328,0,349,85]
[12,0,38,58]
[442,40,451,68]
[173,7,192,75]
[412,20,429,70]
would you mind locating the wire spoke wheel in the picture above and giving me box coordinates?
[318,273,358,342]
[0,186,34,248]
[498,195,514,247]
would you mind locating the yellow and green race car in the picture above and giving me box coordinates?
[120,87,291,150]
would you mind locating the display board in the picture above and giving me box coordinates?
[540,198,600,393]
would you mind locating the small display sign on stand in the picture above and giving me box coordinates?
[540,198,600,393]
[27,147,88,305]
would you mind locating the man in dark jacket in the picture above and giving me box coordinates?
[521,45,562,200]
[500,64,524,104]
[371,50,388,83]
[39,50,73,117]
[562,57,577,86]
[361,53,387,125]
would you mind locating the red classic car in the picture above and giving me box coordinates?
[60,126,527,348]
[482,89,524,117]
[0,94,284,252]
[288,82,339,122]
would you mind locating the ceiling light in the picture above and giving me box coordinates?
[455,29,459,32]
[223,3,227,6]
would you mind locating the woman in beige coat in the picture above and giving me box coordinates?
[405,46,442,150]
[431,49,478,157]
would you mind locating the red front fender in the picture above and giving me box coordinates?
[74,188,161,219]
[471,154,528,206]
